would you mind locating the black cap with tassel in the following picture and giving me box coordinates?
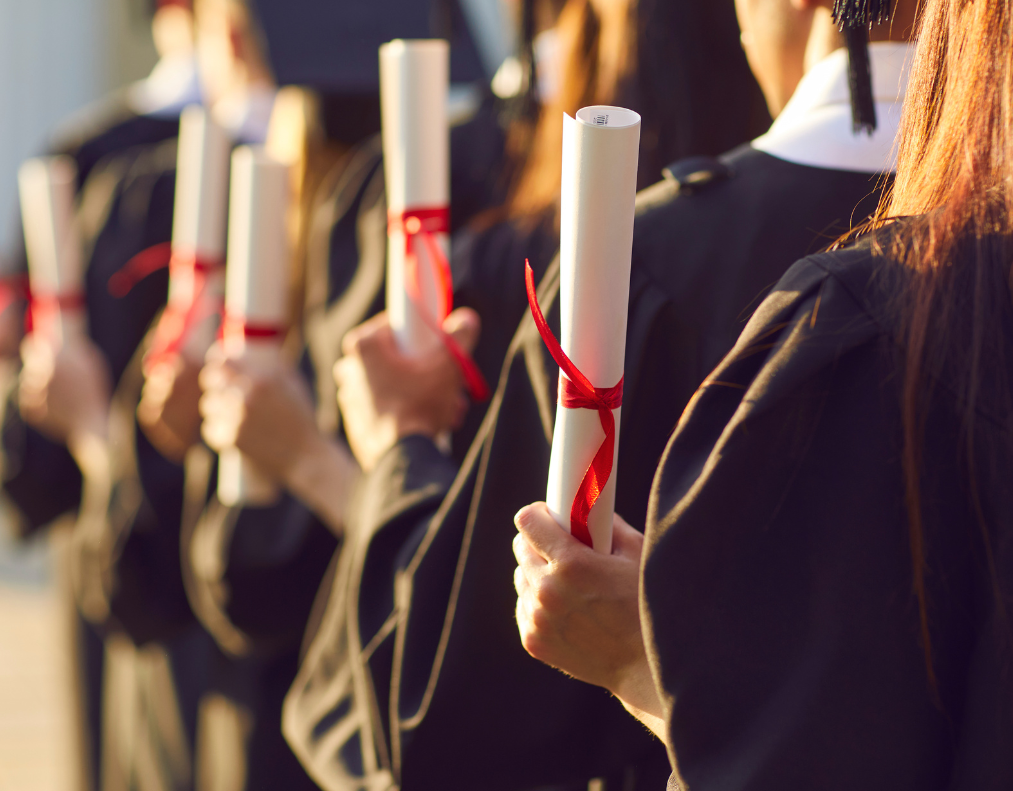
[832,0,895,135]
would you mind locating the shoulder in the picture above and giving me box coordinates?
[636,145,882,224]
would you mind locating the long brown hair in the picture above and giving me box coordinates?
[874,0,1013,683]
[504,0,768,223]
[505,0,638,221]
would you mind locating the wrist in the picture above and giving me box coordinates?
[395,415,442,442]
[611,652,663,722]
[284,433,360,533]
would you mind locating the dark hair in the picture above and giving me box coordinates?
[503,0,768,223]
[873,0,1013,684]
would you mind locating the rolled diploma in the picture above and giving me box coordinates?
[380,39,450,356]
[18,156,86,347]
[217,147,291,507]
[169,105,231,358]
[545,106,641,554]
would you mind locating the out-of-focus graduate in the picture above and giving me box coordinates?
[145,1,512,789]
[2,1,283,789]
[285,1,920,790]
[0,5,199,790]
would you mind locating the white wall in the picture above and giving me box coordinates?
[0,0,154,257]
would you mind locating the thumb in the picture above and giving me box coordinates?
[514,502,577,562]
[442,307,481,355]
[342,311,390,358]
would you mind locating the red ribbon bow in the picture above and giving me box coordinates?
[107,243,224,371]
[524,260,623,548]
[388,206,490,402]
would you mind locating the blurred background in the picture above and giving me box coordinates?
[0,0,157,253]
[0,4,154,789]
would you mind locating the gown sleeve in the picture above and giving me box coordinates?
[642,249,1013,789]
[283,259,674,791]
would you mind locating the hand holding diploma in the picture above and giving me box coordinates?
[512,503,665,739]
[137,106,230,458]
[19,332,111,449]
[17,155,110,452]
[334,308,481,473]
[379,39,488,403]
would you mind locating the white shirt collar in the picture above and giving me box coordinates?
[128,54,203,119]
[752,42,914,173]
[212,85,277,146]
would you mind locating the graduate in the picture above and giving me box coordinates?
[0,5,199,789]
[2,1,286,789]
[166,2,502,789]
[513,0,1013,786]
[285,0,919,789]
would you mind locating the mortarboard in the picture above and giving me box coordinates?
[832,0,895,135]
[248,0,487,94]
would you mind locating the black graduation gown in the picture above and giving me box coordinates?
[643,238,1013,789]
[179,136,386,791]
[281,146,889,791]
[0,137,197,791]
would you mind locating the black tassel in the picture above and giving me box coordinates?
[519,0,539,119]
[832,0,895,135]
[843,25,877,134]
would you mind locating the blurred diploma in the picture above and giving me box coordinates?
[18,156,86,346]
[217,146,291,507]
[545,106,641,554]
[167,105,231,359]
[379,38,450,356]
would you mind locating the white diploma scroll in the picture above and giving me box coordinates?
[18,156,86,347]
[379,39,450,355]
[545,106,641,554]
[168,104,231,359]
[217,146,291,507]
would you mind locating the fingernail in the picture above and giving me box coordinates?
[514,507,530,529]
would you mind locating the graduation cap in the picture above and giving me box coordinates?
[832,0,895,135]
[248,0,486,94]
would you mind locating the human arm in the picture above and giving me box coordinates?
[198,344,359,536]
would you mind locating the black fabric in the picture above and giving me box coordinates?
[451,208,559,455]
[643,240,1013,789]
[283,147,889,790]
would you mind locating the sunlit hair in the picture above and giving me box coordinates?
[874,0,1013,686]
[505,0,638,223]
[503,0,767,225]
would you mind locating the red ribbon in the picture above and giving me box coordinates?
[27,290,86,336]
[220,310,287,342]
[388,206,489,402]
[120,247,225,371]
[524,260,623,548]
